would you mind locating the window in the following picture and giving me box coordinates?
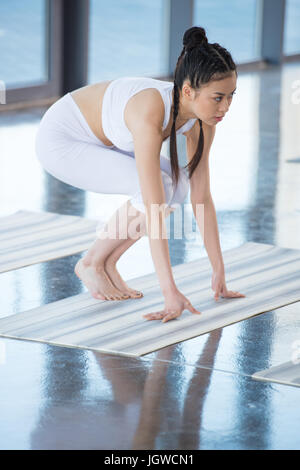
[193,0,259,64]
[88,0,168,82]
[0,0,47,88]
[284,0,300,55]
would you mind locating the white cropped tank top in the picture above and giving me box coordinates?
[101,76,197,152]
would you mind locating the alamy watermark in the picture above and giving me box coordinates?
[291,80,300,104]
[95,202,205,242]
[291,340,300,365]
[0,80,6,104]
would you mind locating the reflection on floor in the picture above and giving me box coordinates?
[0,62,300,450]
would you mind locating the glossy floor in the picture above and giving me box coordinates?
[0,62,300,450]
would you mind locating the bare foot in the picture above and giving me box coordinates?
[104,260,143,299]
[74,258,130,301]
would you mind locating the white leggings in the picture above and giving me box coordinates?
[35,92,190,214]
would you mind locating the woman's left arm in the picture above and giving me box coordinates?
[192,195,245,300]
[184,121,245,301]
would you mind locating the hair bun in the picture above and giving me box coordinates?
[183,26,208,50]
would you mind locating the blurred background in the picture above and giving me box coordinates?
[0,0,299,107]
[1,0,300,451]
[0,0,300,272]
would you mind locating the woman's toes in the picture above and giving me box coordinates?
[92,292,106,300]
[115,292,127,300]
[132,291,143,297]
[111,292,125,301]
[105,295,115,301]
[126,291,143,298]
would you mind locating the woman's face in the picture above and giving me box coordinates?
[182,72,237,126]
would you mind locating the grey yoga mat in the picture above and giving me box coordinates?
[252,361,300,388]
[0,210,98,273]
[0,241,299,356]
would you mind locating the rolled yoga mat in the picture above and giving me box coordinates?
[0,210,98,273]
[252,361,300,388]
[0,242,299,357]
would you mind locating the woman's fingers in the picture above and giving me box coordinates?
[186,302,201,314]
[143,311,165,320]
[162,311,181,323]
[144,303,201,323]
[215,287,246,300]
[228,290,246,297]
[223,290,246,298]
[214,289,221,301]
[144,310,179,322]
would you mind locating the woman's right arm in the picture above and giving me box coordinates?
[131,119,177,296]
[126,91,201,321]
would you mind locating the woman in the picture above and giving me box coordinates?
[35,26,245,323]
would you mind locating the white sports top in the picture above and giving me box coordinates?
[101,76,197,152]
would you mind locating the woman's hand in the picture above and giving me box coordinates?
[143,288,201,323]
[212,270,246,301]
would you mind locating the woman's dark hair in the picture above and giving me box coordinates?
[170,26,237,189]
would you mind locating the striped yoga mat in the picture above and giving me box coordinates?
[0,242,299,357]
[0,210,98,273]
[252,361,300,388]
